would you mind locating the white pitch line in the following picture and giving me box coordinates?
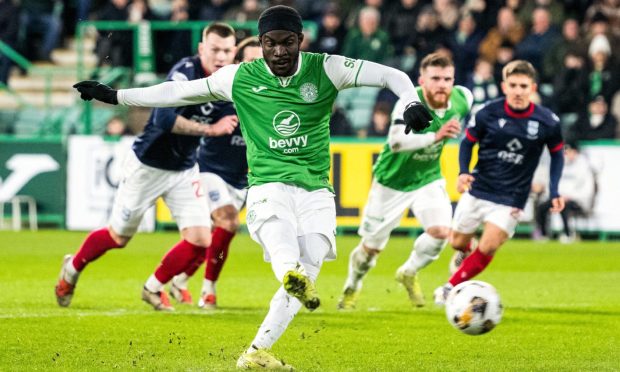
[0,308,264,319]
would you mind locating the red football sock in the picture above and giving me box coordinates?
[204,227,235,281]
[72,228,123,272]
[154,240,206,284]
[183,253,206,277]
[449,249,493,287]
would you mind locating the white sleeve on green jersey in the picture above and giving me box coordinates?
[455,85,474,109]
[117,64,238,107]
[387,98,435,152]
[323,55,420,104]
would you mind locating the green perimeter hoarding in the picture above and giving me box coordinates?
[0,137,66,226]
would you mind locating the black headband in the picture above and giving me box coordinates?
[258,5,302,36]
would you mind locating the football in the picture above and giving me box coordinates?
[445,280,503,335]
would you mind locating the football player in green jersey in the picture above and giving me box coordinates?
[73,6,432,369]
[338,53,473,310]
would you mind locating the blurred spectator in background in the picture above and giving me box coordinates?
[447,12,484,85]
[0,0,19,85]
[345,0,384,30]
[543,18,583,83]
[105,116,132,137]
[310,4,346,55]
[433,0,460,32]
[77,0,93,22]
[342,6,393,63]
[463,0,502,33]
[493,40,515,83]
[585,0,620,38]
[198,0,233,21]
[465,58,499,114]
[407,5,447,79]
[362,102,392,138]
[329,105,355,136]
[586,34,619,104]
[571,96,618,141]
[96,0,133,68]
[515,7,560,81]
[156,0,192,73]
[18,0,63,62]
[535,142,595,243]
[224,0,265,22]
[479,7,524,64]
[520,0,565,29]
[383,0,421,56]
[584,11,620,57]
[551,50,588,128]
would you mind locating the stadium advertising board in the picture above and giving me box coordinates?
[66,136,155,231]
[0,137,66,223]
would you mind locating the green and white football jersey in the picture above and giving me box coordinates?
[203,52,395,192]
[118,51,421,192]
[373,86,472,192]
[231,53,339,191]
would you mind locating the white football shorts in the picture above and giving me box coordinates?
[201,172,247,212]
[359,179,453,250]
[109,151,211,236]
[452,192,521,237]
[245,182,337,262]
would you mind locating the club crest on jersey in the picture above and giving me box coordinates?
[300,82,318,102]
[527,120,539,139]
[498,118,507,128]
[272,111,301,136]
[209,190,220,202]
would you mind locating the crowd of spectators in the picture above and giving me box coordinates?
[0,0,619,140]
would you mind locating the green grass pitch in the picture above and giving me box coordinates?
[1,230,619,371]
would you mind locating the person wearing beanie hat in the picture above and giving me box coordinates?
[72,5,432,368]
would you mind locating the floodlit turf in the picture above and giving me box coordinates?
[1,230,619,371]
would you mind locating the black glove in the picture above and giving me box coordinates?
[403,101,432,134]
[73,80,118,105]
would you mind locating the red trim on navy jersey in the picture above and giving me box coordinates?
[549,142,564,153]
[504,101,535,118]
[465,128,478,142]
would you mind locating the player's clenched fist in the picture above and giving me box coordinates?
[457,173,475,194]
[403,101,432,134]
[435,118,461,142]
[73,81,118,105]
[209,115,239,136]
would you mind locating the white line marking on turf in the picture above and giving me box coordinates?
[0,308,264,319]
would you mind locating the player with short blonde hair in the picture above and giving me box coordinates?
[434,60,565,305]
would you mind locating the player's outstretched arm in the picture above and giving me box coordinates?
[324,56,431,132]
[73,65,238,107]
[73,81,118,104]
[355,61,431,133]
[389,117,460,153]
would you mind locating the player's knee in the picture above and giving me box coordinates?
[362,244,381,257]
[426,226,450,240]
[182,227,212,248]
[108,228,130,247]
[449,233,469,252]
[216,217,239,232]
[212,206,239,232]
